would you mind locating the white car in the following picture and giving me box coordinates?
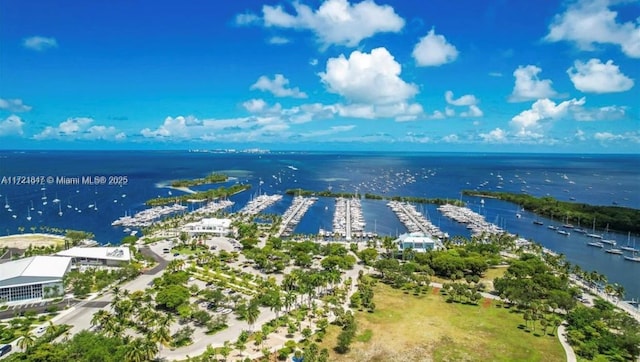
[36,326,46,334]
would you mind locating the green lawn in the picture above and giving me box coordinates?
[319,283,565,362]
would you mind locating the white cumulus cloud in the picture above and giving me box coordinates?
[445,91,477,106]
[510,98,586,138]
[140,116,203,139]
[0,115,25,136]
[320,47,418,105]
[573,105,626,121]
[461,105,483,118]
[34,118,123,140]
[259,0,404,48]
[412,29,459,67]
[442,134,459,143]
[545,0,640,58]
[509,65,558,102]
[0,98,32,113]
[480,128,507,143]
[251,74,307,98]
[22,36,58,51]
[444,91,483,118]
[567,58,634,93]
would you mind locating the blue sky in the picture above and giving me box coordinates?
[0,0,638,152]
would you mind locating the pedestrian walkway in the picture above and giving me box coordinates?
[557,322,577,362]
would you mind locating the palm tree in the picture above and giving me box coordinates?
[150,325,172,351]
[91,309,112,329]
[270,293,283,321]
[220,340,232,361]
[158,313,175,330]
[17,332,35,351]
[613,283,625,302]
[284,290,296,313]
[45,321,59,336]
[125,337,158,362]
[244,299,260,332]
[111,285,122,304]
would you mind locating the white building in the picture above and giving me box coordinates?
[396,232,444,253]
[0,256,72,303]
[56,246,131,267]
[182,218,231,236]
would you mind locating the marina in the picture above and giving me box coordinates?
[437,203,508,238]
[191,199,234,214]
[239,194,282,215]
[111,203,187,227]
[387,201,447,239]
[275,196,317,237]
[331,197,366,240]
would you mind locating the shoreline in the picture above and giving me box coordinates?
[0,233,65,249]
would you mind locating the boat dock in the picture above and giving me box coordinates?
[239,194,282,215]
[388,201,447,239]
[438,204,506,237]
[275,196,317,237]
[191,199,234,214]
[111,203,187,227]
[332,197,365,240]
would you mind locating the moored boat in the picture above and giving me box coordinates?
[624,251,640,262]
[605,248,623,255]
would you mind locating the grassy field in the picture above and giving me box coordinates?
[318,283,565,362]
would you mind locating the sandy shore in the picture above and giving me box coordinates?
[0,233,65,249]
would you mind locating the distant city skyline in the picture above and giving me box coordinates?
[1,0,639,152]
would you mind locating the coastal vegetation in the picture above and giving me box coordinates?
[285,188,465,206]
[145,183,250,206]
[285,188,356,198]
[170,172,228,188]
[463,190,640,233]
[566,299,640,361]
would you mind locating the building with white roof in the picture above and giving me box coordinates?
[56,246,131,267]
[182,218,231,236]
[396,232,444,253]
[0,256,72,303]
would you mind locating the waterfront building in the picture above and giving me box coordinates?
[56,246,131,267]
[396,232,444,253]
[0,256,72,303]
[181,218,232,236]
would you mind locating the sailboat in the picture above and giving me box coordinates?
[26,207,32,221]
[601,224,616,246]
[561,214,574,229]
[4,196,9,209]
[620,232,638,252]
[30,200,34,211]
[573,218,586,234]
[58,203,63,216]
[586,218,602,239]
[624,250,640,262]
